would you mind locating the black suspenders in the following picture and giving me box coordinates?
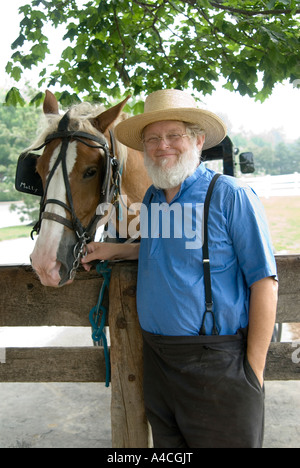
[200,173,222,336]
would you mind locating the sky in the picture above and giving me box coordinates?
[1,1,299,143]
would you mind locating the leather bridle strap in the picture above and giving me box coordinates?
[31,123,120,243]
[41,211,74,231]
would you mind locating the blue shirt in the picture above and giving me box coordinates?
[136,164,277,336]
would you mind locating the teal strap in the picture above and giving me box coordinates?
[117,162,124,221]
[89,261,111,387]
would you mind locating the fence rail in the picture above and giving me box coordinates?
[241,172,300,197]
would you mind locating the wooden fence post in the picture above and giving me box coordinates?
[108,262,150,448]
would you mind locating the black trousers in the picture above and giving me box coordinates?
[142,329,265,448]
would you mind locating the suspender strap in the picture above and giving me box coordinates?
[200,173,222,336]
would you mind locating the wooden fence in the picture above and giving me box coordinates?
[0,255,299,447]
[240,172,300,198]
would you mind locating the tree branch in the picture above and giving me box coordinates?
[195,4,263,54]
[132,0,187,63]
[112,6,131,87]
[208,1,300,16]
[131,0,160,10]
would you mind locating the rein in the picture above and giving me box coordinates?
[31,112,121,281]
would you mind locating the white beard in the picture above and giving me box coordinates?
[144,145,200,190]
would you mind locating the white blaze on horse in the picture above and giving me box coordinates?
[17,90,150,287]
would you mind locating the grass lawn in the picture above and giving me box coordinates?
[261,196,300,254]
[0,225,32,242]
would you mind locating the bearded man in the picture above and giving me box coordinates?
[82,89,278,448]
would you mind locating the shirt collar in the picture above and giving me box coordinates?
[181,163,206,191]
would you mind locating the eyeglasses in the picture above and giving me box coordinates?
[143,133,189,150]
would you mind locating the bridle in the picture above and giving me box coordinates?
[30,111,121,280]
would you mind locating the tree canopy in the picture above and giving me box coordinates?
[5,0,300,107]
[0,93,39,193]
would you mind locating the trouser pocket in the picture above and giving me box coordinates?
[243,355,265,392]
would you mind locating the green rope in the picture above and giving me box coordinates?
[89,261,111,387]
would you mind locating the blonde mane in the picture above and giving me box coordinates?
[29,102,128,166]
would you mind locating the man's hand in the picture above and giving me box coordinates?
[81,242,140,271]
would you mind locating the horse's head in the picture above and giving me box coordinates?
[29,90,129,287]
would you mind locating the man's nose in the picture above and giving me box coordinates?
[157,137,170,148]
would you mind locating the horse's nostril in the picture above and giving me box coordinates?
[29,259,62,287]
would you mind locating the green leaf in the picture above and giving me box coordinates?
[5,62,13,74]
[10,67,23,82]
[58,91,81,107]
[29,92,44,107]
[132,101,144,115]
[20,16,34,29]
[11,34,26,50]
[62,46,75,61]
[4,88,26,107]
[266,0,276,8]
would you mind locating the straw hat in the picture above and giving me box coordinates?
[114,89,227,151]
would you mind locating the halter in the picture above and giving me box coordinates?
[27,112,121,280]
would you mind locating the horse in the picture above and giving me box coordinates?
[23,90,151,287]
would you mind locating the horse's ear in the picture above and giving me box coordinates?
[43,90,59,115]
[93,96,131,133]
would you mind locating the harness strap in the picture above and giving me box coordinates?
[41,211,74,231]
[45,131,109,149]
[200,173,222,336]
[31,128,118,239]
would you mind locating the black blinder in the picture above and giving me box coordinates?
[15,152,44,197]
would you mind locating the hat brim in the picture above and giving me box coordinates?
[114,108,227,151]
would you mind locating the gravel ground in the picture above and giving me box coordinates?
[0,380,299,448]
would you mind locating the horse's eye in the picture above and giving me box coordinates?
[83,167,97,179]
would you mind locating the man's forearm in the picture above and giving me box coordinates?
[247,277,278,386]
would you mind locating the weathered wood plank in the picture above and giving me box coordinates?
[108,262,150,448]
[0,347,107,382]
[0,342,298,383]
[266,342,300,381]
[276,254,300,323]
[0,255,299,326]
[0,265,105,327]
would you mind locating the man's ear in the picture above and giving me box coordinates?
[196,133,206,152]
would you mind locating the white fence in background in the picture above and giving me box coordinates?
[241,173,300,198]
